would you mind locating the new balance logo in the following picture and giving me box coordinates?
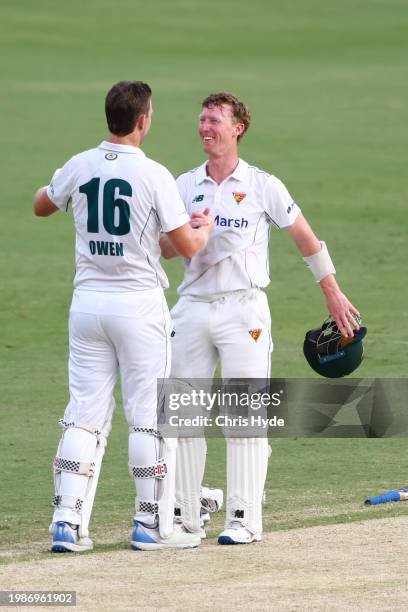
[215,215,248,229]
[192,194,204,203]
[234,510,245,519]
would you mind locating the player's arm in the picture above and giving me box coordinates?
[286,213,360,337]
[163,208,214,259]
[160,209,213,259]
[159,233,179,259]
[33,187,59,217]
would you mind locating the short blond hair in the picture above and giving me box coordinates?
[202,92,251,142]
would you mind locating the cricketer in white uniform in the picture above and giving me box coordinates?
[33,81,214,552]
[160,93,361,544]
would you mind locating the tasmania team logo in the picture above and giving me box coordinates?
[249,329,262,342]
[233,192,246,204]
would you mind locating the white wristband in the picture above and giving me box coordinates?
[303,241,336,283]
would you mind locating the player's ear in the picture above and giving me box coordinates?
[136,115,146,132]
[137,113,147,132]
[234,122,245,139]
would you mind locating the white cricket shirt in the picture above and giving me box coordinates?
[47,141,189,292]
[176,159,301,298]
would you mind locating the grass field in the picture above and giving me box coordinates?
[1,1,407,608]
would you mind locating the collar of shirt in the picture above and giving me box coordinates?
[98,141,146,156]
[195,158,249,185]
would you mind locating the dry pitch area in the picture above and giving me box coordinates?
[1,517,407,611]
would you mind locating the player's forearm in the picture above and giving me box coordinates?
[186,225,211,257]
[159,234,179,259]
[319,273,340,297]
[165,221,212,259]
[174,225,210,259]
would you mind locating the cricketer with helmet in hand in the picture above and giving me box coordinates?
[33,80,214,552]
[160,92,361,544]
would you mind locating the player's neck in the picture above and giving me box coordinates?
[206,154,239,184]
[108,132,142,148]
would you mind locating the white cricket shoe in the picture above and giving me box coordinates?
[131,520,201,551]
[51,521,93,553]
[218,521,261,545]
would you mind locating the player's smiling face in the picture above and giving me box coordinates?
[199,104,242,158]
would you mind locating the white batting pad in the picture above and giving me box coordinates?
[52,402,113,538]
[129,427,177,539]
[175,437,207,533]
[157,436,178,538]
[226,437,269,538]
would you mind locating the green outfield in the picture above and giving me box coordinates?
[0,0,407,566]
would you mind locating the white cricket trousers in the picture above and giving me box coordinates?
[170,289,272,378]
[65,287,171,429]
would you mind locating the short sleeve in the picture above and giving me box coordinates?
[263,176,301,228]
[154,166,190,232]
[46,161,75,213]
[176,173,189,207]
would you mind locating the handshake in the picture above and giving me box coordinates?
[190,208,214,230]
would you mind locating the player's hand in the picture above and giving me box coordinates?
[190,208,214,231]
[320,276,361,338]
[325,290,361,338]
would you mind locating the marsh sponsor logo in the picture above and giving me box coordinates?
[215,215,248,229]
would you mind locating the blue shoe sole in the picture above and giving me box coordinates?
[51,544,73,553]
[218,536,243,545]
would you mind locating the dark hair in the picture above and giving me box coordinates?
[201,92,251,141]
[105,81,152,136]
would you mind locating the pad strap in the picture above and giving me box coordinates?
[54,456,95,476]
[129,426,161,438]
[59,419,101,436]
[52,495,83,511]
[129,459,167,480]
[136,499,159,514]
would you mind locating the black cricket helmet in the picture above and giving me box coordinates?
[303,316,367,378]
